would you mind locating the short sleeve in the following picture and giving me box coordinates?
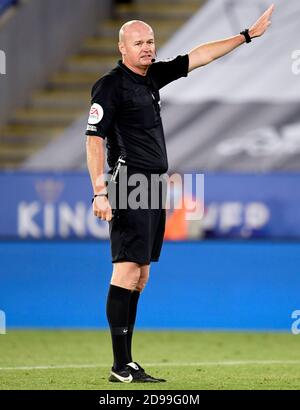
[85,74,119,138]
[149,54,189,90]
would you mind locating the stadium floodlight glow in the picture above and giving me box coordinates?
[0,50,6,75]
[0,310,6,335]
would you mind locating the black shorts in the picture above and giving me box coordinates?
[108,166,167,265]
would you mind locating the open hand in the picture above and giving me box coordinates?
[249,4,275,39]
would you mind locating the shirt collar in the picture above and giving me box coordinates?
[117,60,148,83]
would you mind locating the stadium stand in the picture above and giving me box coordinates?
[0,0,204,169]
[159,0,300,172]
[22,0,300,173]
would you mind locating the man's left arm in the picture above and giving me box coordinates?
[188,4,274,72]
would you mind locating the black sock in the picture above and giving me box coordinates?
[127,290,140,363]
[106,284,132,370]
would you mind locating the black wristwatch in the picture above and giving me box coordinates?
[92,193,108,204]
[240,28,252,43]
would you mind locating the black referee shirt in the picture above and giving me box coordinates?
[85,55,189,173]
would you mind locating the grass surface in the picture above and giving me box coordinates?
[0,331,300,390]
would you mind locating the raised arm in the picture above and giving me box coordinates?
[188,4,274,72]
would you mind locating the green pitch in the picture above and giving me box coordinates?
[0,331,300,390]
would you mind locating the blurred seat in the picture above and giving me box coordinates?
[0,0,18,16]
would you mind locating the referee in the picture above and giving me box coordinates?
[86,7,274,384]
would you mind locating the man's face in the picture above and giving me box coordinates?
[119,24,156,69]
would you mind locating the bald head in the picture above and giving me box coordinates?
[118,20,156,75]
[119,20,154,43]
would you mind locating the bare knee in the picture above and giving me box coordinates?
[136,264,150,292]
[111,262,141,291]
[135,280,147,292]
